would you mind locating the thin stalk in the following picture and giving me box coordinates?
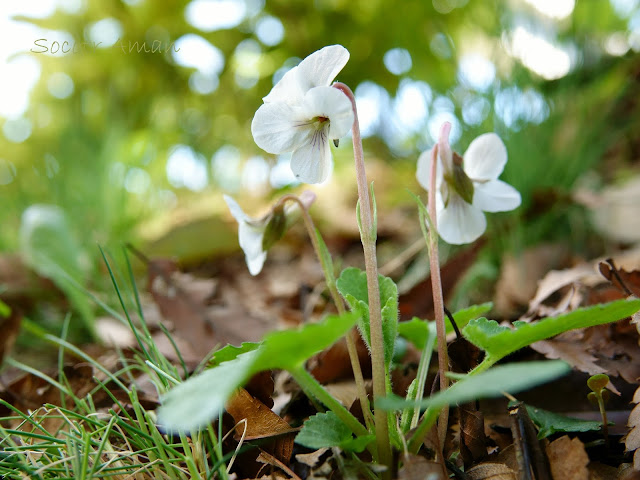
[333,82,392,476]
[407,406,439,454]
[278,194,374,431]
[427,140,450,448]
[410,327,436,429]
[289,366,371,441]
[597,397,610,452]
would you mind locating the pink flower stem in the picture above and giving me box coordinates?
[428,128,450,450]
[333,82,392,476]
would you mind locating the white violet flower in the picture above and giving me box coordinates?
[251,45,354,184]
[224,191,316,275]
[416,125,521,245]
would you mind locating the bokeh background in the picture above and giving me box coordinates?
[1,0,640,340]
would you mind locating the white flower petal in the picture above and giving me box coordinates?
[224,195,268,275]
[246,251,267,275]
[295,45,349,92]
[251,102,313,154]
[238,222,267,275]
[290,128,332,183]
[473,179,521,213]
[302,86,353,139]
[438,122,454,174]
[262,66,306,104]
[416,148,444,192]
[263,45,350,104]
[438,195,487,245]
[463,133,507,181]
[223,195,250,224]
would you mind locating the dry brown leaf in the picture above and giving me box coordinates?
[466,463,516,480]
[624,386,640,470]
[524,263,595,319]
[495,244,570,317]
[294,448,328,468]
[599,260,640,298]
[308,333,370,384]
[546,436,589,480]
[399,241,484,320]
[256,450,302,480]
[245,370,275,409]
[532,339,608,377]
[0,364,95,431]
[532,318,640,389]
[587,462,618,480]
[95,316,136,348]
[146,258,218,358]
[322,380,364,408]
[398,454,445,480]
[0,306,22,363]
[226,387,296,464]
[618,464,640,480]
[460,403,487,468]
[524,246,640,320]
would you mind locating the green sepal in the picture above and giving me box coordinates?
[444,162,474,205]
[262,205,286,250]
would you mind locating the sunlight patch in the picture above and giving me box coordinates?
[185,0,247,32]
[524,0,575,20]
[166,145,208,191]
[506,26,572,80]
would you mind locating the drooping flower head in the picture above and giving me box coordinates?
[224,191,316,275]
[251,45,354,184]
[416,123,521,244]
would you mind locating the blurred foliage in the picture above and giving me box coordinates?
[1,0,639,309]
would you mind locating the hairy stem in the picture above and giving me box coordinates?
[333,82,392,476]
[279,194,374,431]
[427,135,450,449]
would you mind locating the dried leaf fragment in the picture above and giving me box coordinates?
[599,260,640,298]
[467,463,516,480]
[546,435,589,480]
[398,454,445,480]
[624,386,640,470]
[226,387,296,463]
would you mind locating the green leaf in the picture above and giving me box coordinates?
[398,303,492,350]
[257,312,359,370]
[158,349,260,433]
[511,402,604,439]
[376,361,570,411]
[157,312,358,432]
[295,411,374,452]
[463,299,640,365]
[209,342,261,367]
[336,267,398,368]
